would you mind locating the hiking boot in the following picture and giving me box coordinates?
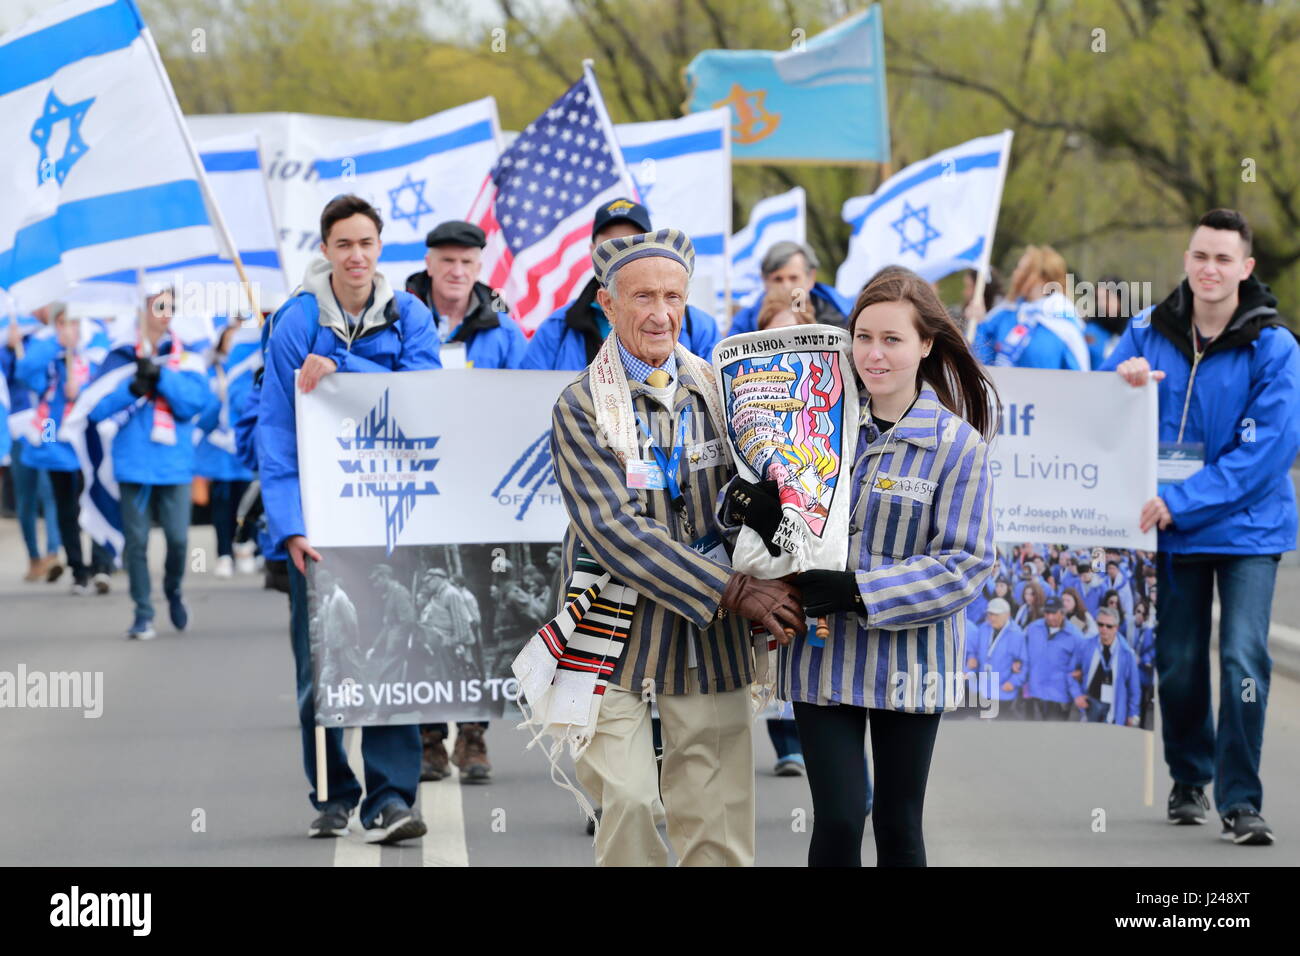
[1168,782,1210,825]
[1220,810,1274,845]
[420,727,451,781]
[453,723,492,783]
[308,804,352,838]
[364,804,426,844]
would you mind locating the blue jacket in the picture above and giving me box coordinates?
[14,334,98,472]
[974,295,1088,370]
[257,267,440,548]
[88,338,210,485]
[968,619,1028,701]
[1101,276,1300,555]
[1084,320,1122,370]
[195,335,260,482]
[1134,625,1155,688]
[405,275,526,369]
[521,277,719,370]
[1068,635,1141,725]
[727,281,852,335]
[1024,619,1082,703]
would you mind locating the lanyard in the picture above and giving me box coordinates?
[1176,326,1211,443]
[636,406,693,535]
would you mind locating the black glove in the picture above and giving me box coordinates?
[796,570,864,617]
[725,477,782,557]
[128,357,161,398]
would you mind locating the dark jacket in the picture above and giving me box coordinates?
[403,275,526,369]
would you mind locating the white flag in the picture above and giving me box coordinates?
[836,131,1013,298]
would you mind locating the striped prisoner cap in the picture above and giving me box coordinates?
[592,228,695,288]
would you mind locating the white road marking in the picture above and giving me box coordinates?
[421,724,469,867]
[333,727,381,867]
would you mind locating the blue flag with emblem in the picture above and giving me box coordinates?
[684,6,889,163]
[0,0,228,311]
[835,131,1014,297]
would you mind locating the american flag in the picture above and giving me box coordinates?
[467,68,638,335]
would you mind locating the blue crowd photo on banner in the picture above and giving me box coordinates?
[684,6,889,164]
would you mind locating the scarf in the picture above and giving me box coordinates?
[29,347,90,441]
[138,339,183,446]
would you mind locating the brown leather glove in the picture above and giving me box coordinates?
[719,573,806,642]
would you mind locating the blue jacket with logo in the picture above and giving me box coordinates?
[521,277,719,370]
[1101,276,1300,555]
[257,264,440,548]
[88,338,210,485]
[1068,635,1141,725]
[974,296,1088,370]
[14,333,98,472]
[727,281,852,335]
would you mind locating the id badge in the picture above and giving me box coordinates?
[1100,682,1115,706]
[439,342,469,370]
[1157,442,1204,484]
[626,459,666,490]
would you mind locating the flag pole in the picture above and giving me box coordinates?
[137,23,263,324]
[966,129,1013,343]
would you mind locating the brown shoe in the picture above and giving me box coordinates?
[420,728,450,782]
[45,557,64,583]
[24,558,44,582]
[454,724,491,784]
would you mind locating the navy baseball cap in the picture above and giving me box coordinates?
[1043,597,1064,612]
[591,198,651,239]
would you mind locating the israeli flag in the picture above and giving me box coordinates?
[618,109,731,317]
[836,131,1013,298]
[0,0,226,310]
[730,187,806,307]
[314,98,502,292]
[685,7,888,163]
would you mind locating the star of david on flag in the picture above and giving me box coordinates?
[388,172,434,232]
[467,65,639,335]
[891,201,941,258]
[29,89,95,186]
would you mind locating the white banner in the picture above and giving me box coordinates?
[986,367,1157,549]
[297,368,572,550]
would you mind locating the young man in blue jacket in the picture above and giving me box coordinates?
[89,289,209,639]
[1106,208,1300,845]
[258,194,440,846]
[521,198,720,370]
[404,220,525,370]
[727,240,852,335]
[15,309,114,595]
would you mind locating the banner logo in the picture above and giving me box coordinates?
[714,83,780,145]
[491,430,561,520]
[337,388,440,554]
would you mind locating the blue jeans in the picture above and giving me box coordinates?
[289,560,420,827]
[767,718,802,759]
[1157,554,1278,815]
[10,442,60,560]
[118,482,191,620]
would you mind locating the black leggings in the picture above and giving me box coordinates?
[793,702,941,867]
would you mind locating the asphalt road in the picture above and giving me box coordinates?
[1,520,1296,866]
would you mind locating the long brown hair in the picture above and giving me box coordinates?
[851,266,1001,440]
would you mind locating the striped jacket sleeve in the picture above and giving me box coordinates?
[550,383,732,629]
[857,432,996,631]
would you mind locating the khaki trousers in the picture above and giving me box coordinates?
[577,676,755,866]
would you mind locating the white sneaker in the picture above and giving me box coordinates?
[92,572,112,595]
[214,555,234,578]
[233,542,257,575]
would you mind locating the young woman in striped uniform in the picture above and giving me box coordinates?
[735,267,999,866]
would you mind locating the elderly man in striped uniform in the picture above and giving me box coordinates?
[549,228,806,867]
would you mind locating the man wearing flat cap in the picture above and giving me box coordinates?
[522,198,720,370]
[405,219,526,369]
[549,227,806,866]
